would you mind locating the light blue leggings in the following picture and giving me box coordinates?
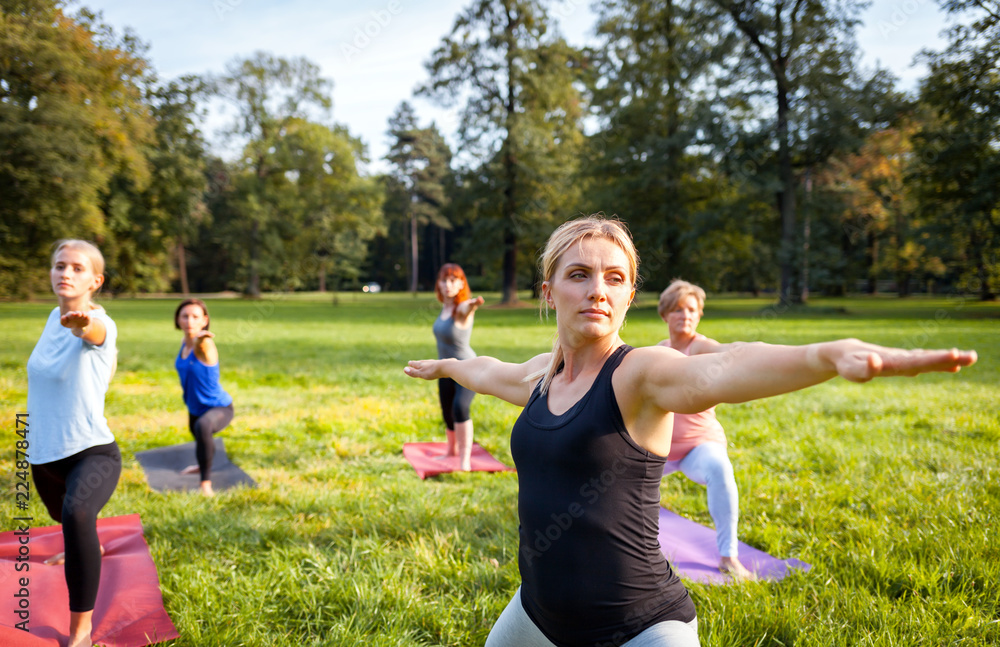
[663,442,739,557]
[485,588,700,647]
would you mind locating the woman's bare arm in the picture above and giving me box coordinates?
[62,311,107,346]
[405,353,550,407]
[454,296,485,325]
[632,340,977,415]
[192,331,219,365]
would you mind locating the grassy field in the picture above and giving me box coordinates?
[1,293,997,646]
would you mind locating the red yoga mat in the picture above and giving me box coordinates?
[657,507,811,584]
[0,514,179,646]
[403,442,515,479]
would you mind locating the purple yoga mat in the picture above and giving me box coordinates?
[657,507,811,584]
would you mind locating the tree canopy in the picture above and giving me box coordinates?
[1,0,996,301]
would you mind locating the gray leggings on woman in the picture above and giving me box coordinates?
[484,588,700,647]
[188,404,234,481]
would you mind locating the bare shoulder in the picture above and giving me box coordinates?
[617,345,687,390]
[628,345,684,361]
[195,335,220,365]
[197,335,218,351]
[522,352,552,374]
[688,335,723,355]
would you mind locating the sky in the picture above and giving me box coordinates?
[76,0,954,175]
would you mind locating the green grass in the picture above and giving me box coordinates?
[1,293,997,646]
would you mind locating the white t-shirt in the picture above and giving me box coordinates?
[27,307,118,464]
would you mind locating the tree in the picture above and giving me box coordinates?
[818,123,945,296]
[0,0,154,297]
[211,52,333,296]
[710,0,868,303]
[912,0,999,300]
[97,75,212,295]
[419,0,584,303]
[149,76,210,295]
[275,119,385,291]
[584,0,737,285]
[385,102,453,292]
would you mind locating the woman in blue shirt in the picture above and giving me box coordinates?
[174,298,234,496]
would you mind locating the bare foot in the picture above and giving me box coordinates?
[44,545,105,565]
[200,481,215,497]
[719,556,756,581]
[44,551,65,566]
[180,464,200,475]
[459,459,472,472]
[68,610,94,647]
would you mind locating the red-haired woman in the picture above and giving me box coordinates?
[432,263,485,470]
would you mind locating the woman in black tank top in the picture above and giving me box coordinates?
[404,216,976,647]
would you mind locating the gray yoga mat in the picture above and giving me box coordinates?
[135,438,256,492]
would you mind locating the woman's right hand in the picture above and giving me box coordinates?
[404,360,442,380]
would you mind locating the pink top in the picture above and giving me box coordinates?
[663,334,728,462]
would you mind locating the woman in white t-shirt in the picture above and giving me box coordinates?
[27,240,120,647]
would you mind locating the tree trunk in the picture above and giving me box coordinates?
[438,226,446,269]
[248,219,261,298]
[502,223,518,303]
[177,239,190,295]
[895,210,907,297]
[866,231,878,295]
[776,75,798,304]
[801,171,811,304]
[500,4,520,305]
[976,239,995,300]
[409,210,418,293]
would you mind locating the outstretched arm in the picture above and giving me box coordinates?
[404,353,550,407]
[454,296,485,324]
[192,331,219,365]
[61,311,107,346]
[634,340,977,414]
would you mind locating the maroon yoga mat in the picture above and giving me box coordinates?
[0,514,179,646]
[657,507,811,584]
[403,442,515,479]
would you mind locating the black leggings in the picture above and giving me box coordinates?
[189,404,234,481]
[31,441,121,613]
[438,378,475,429]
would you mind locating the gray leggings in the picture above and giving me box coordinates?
[485,588,700,647]
[188,404,234,481]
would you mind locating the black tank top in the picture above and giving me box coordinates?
[510,344,696,646]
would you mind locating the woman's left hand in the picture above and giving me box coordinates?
[61,310,106,345]
[827,340,977,382]
[61,310,92,332]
